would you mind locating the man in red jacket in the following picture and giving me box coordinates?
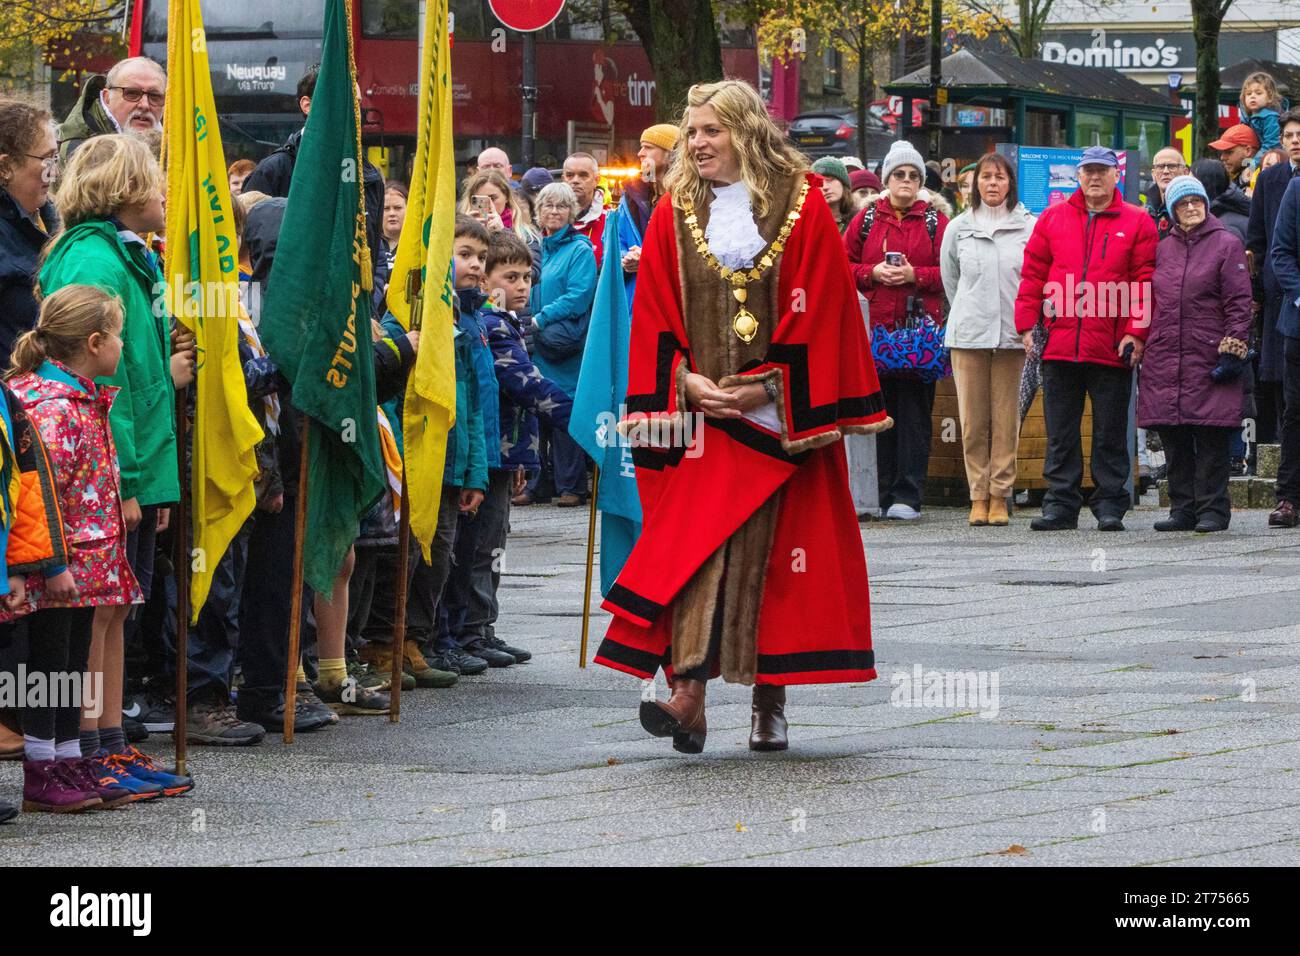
[1015,146,1158,531]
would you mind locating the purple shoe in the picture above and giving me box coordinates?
[60,758,137,809]
[22,759,102,814]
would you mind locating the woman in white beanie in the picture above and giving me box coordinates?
[844,139,950,520]
[940,152,1036,526]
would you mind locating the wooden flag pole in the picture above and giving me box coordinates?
[172,385,190,775]
[389,268,423,715]
[390,469,410,723]
[283,417,311,743]
[579,465,600,668]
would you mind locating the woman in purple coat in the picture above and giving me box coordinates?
[1138,176,1253,532]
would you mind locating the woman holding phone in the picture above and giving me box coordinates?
[844,140,949,520]
[459,169,541,282]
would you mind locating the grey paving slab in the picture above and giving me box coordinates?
[1,504,1296,866]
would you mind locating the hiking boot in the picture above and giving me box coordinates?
[348,658,393,691]
[186,698,265,746]
[463,638,515,668]
[87,754,164,801]
[477,634,531,664]
[59,758,136,809]
[100,746,194,797]
[311,678,391,716]
[402,641,459,688]
[22,759,102,813]
[555,493,583,507]
[429,646,489,676]
[357,644,418,691]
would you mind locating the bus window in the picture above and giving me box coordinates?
[145,1,327,40]
[362,0,418,38]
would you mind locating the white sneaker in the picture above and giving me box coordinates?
[885,503,920,520]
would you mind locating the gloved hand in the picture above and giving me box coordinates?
[1211,352,1246,383]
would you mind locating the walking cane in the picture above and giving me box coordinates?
[579,465,599,668]
[390,470,409,723]
[172,385,190,775]
[283,418,311,742]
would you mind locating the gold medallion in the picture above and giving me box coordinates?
[733,307,759,343]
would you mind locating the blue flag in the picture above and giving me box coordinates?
[570,210,641,595]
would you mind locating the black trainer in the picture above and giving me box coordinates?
[1030,513,1077,531]
[429,646,489,676]
[124,716,150,743]
[463,638,515,668]
[237,699,332,735]
[479,634,531,664]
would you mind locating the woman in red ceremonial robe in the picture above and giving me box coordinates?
[593,79,893,753]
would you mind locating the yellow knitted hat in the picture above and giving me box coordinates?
[640,123,680,152]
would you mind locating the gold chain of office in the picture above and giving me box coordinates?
[681,178,810,343]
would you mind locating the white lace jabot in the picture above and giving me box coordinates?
[705,181,767,270]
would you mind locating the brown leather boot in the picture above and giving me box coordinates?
[639,677,707,753]
[749,685,788,751]
[969,499,989,526]
[987,496,1009,526]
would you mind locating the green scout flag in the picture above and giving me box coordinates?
[258,0,383,593]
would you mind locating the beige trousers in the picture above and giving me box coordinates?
[950,348,1026,500]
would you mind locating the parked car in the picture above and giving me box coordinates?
[787,109,895,162]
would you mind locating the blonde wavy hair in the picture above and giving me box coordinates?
[52,133,162,233]
[458,169,539,243]
[8,284,123,379]
[662,79,809,219]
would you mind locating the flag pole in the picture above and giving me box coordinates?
[579,465,599,668]
[390,469,409,723]
[172,385,190,775]
[390,268,424,718]
[284,417,311,742]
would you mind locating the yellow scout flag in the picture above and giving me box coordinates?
[163,0,264,621]
[387,0,457,561]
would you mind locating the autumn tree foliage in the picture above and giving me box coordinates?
[751,0,993,157]
[0,0,126,89]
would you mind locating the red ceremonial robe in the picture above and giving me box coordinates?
[594,171,893,686]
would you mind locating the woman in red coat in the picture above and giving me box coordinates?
[844,140,948,520]
[593,80,892,754]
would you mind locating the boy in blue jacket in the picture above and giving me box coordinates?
[405,216,493,677]
[439,231,575,668]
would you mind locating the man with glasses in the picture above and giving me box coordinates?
[57,57,166,164]
[1144,147,1188,239]
[1015,146,1158,532]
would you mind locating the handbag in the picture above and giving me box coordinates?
[871,295,951,383]
[859,203,949,383]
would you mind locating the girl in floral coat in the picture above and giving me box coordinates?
[5,285,178,808]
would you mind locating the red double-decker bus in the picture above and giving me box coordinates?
[137,1,758,174]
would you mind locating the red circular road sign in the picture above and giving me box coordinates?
[488,0,566,33]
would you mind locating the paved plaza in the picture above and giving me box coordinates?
[3,502,1298,866]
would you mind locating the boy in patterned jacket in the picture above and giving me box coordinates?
[439,231,575,668]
